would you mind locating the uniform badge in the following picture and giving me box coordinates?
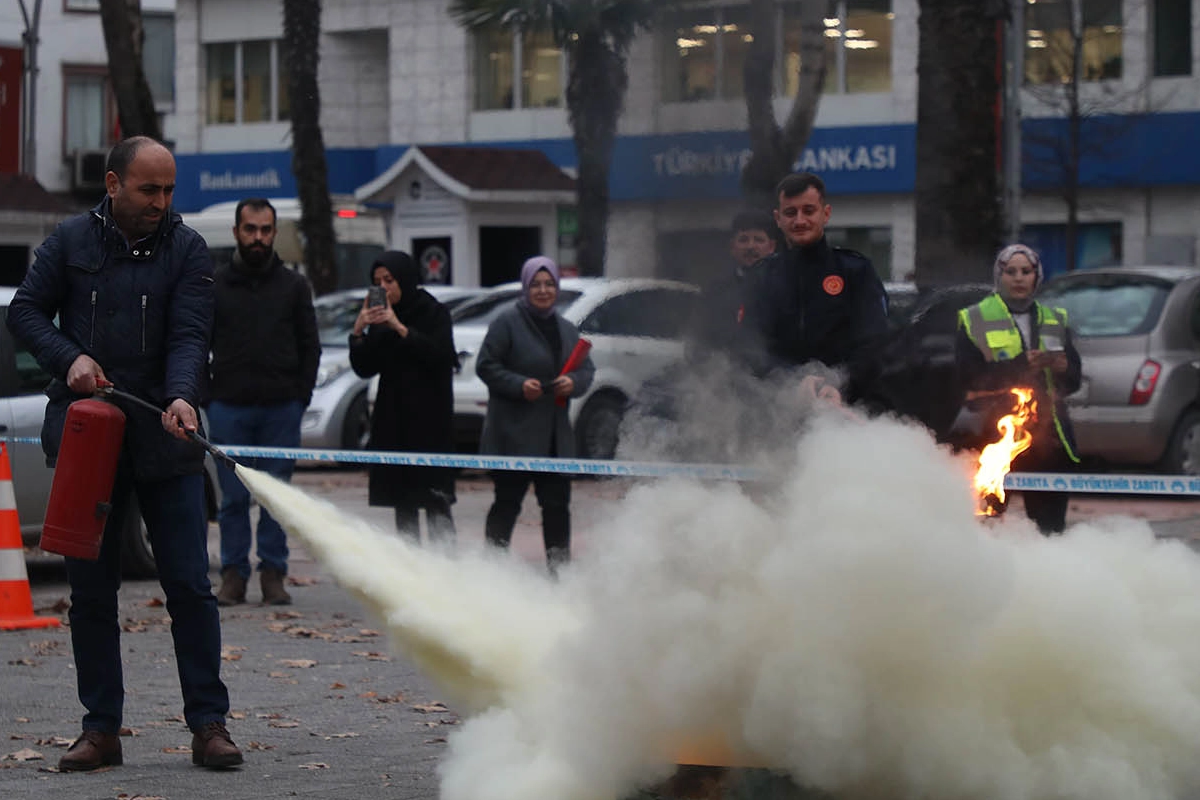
[822,275,844,296]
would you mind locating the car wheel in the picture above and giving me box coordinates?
[341,392,371,450]
[1162,410,1200,475]
[576,393,626,460]
[119,491,157,579]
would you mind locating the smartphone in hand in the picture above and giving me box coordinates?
[367,286,388,308]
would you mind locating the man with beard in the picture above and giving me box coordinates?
[208,198,320,606]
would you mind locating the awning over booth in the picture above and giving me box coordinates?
[355,145,576,205]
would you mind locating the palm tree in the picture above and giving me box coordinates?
[282,0,338,296]
[97,0,162,140]
[741,0,826,211]
[913,0,1006,286]
[448,0,660,277]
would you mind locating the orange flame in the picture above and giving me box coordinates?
[973,388,1036,516]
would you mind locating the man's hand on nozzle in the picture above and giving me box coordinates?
[799,374,843,407]
[161,398,199,441]
[67,354,107,395]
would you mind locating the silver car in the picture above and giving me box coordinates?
[1039,266,1200,473]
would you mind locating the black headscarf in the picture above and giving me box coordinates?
[371,251,422,314]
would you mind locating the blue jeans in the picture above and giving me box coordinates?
[208,400,303,578]
[66,460,228,734]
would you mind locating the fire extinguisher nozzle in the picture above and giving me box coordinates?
[186,430,239,472]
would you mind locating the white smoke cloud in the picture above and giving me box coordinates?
[244,407,1200,800]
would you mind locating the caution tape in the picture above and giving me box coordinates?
[3,437,1199,496]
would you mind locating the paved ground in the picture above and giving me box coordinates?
[0,469,1196,799]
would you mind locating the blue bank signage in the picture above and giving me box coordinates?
[170,112,1200,212]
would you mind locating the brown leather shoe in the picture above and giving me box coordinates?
[59,730,122,771]
[216,567,246,606]
[191,721,243,768]
[260,567,292,606]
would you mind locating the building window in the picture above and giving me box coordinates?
[1025,0,1123,84]
[826,226,893,279]
[143,13,175,108]
[1152,0,1191,77]
[473,27,564,110]
[664,1,893,103]
[63,65,115,154]
[205,40,289,124]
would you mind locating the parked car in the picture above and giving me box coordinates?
[449,278,701,459]
[307,285,484,451]
[1038,266,1200,473]
[877,282,995,440]
[0,287,219,577]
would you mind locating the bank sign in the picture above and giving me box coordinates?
[171,124,913,212]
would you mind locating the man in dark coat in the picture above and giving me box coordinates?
[349,251,458,542]
[6,136,242,771]
[739,172,890,406]
[208,198,320,606]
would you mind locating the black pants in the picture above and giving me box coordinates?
[485,471,571,572]
[393,490,456,544]
[1013,446,1072,535]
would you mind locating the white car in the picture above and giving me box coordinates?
[449,277,701,459]
[308,285,485,451]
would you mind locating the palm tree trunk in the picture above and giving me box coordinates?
[282,0,337,295]
[741,0,825,212]
[914,0,1004,286]
[566,30,625,277]
[97,0,162,140]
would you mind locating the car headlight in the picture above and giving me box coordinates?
[315,362,351,389]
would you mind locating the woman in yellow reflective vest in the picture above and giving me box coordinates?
[955,243,1082,534]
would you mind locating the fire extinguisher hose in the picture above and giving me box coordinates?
[93,384,240,471]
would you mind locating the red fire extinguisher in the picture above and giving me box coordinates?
[39,397,126,560]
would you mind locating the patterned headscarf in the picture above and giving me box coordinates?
[993,243,1044,292]
[518,256,561,319]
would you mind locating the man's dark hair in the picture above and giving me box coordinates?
[774,172,826,203]
[105,135,165,181]
[731,209,775,236]
[234,198,278,227]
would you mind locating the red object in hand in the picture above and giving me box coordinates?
[40,398,127,560]
[555,338,592,407]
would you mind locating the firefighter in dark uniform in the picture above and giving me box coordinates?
[738,172,890,406]
[956,243,1082,534]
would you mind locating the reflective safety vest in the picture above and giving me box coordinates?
[957,294,1079,462]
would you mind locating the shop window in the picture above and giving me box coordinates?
[1025,0,1122,84]
[205,40,289,124]
[142,13,175,107]
[63,66,114,154]
[1153,0,1191,77]
[666,1,893,103]
[1020,221,1122,277]
[473,26,564,110]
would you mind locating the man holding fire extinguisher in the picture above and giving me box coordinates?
[6,136,243,771]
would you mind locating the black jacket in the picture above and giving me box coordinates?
[7,199,214,480]
[738,238,889,401]
[209,251,320,406]
[349,261,457,507]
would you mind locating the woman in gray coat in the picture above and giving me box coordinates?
[476,256,595,573]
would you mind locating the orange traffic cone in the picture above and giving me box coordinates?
[0,443,60,630]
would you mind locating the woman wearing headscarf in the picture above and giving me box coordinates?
[350,251,458,542]
[475,256,595,573]
[955,243,1082,534]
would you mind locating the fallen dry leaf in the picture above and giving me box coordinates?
[286,575,319,586]
[316,732,360,740]
[246,741,275,751]
[329,682,346,690]
[411,702,449,714]
[268,720,300,729]
[425,737,448,744]
[229,711,247,720]
[299,762,329,770]
[35,736,73,748]
[278,659,317,669]
[13,718,30,724]
[7,659,36,667]
[162,746,191,754]
[4,748,43,762]
[29,641,61,656]
[351,651,391,662]
[268,610,304,620]
[144,597,164,607]
[372,693,405,704]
